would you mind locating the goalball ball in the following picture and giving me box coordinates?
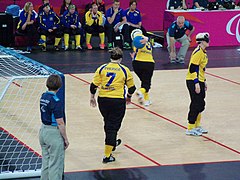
[133,36,145,49]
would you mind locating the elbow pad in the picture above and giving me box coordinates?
[128,85,136,95]
[90,83,98,94]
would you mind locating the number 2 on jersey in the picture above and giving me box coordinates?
[106,72,116,86]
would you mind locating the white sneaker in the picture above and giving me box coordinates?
[76,46,82,50]
[144,100,152,106]
[196,126,208,134]
[64,46,68,51]
[186,128,202,136]
[136,91,144,105]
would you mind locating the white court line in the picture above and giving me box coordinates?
[0,55,13,58]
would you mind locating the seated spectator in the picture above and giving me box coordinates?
[61,4,84,51]
[17,2,37,52]
[38,0,53,14]
[125,0,146,42]
[85,3,105,50]
[85,0,106,15]
[193,0,209,9]
[60,0,77,17]
[217,0,235,8]
[38,3,62,51]
[166,16,195,64]
[168,0,187,9]
[105,0,131,49]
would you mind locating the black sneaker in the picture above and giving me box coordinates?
[102,154,115,164]
[54,46,60,51]
[112,139,122,151]
[42,46,47,52]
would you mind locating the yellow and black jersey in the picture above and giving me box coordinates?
[186,46,208,83]
[85,11,103,26]
[133,35,154,63]
[92,62,135,99]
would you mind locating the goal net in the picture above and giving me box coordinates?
[0,45,65,179]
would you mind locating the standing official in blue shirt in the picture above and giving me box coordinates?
[166,16,195,64]
[39,74,69,180]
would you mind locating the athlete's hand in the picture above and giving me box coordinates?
[140,36,148,44]
[90,96,97,107]
[126,97,131,104]
[130,52,136,60]
[204,81,207,91]
[195,83,200,94]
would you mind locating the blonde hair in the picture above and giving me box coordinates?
[109,47,123,61]
[24,2,33,12]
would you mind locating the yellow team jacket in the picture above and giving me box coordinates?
[92,62,135,99]
[133,35,154,63]
[186,46,208,82]
[85,10,103,26]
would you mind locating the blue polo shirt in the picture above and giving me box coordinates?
[168,0,183,9]
[124,8,141,25]
[105,7,125,25]
[168,20,193,39]
[193,0,209,8]
[40,91,64,126]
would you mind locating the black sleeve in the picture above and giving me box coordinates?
[128,85,136,95]
[189,63,199,73]
[90,83,98,94]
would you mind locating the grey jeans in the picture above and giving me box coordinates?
[166,33,190,61]
[39,124,64,180]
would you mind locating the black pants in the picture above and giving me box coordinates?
[39,28,62,38]
[97,97,126,146]
[85,24,104,34]
[132,61,155,92]
[17,24,36,46]
[105,23,130,43]
[63,27,84,36]
[186,80,206,124]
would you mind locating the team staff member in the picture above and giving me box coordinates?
[85,3,105,50]
[38,0,53,13]
[61,4,84,51]
[39,74,69,180]
[124,0,146,40]
[105,0,131,49]
[168,0,187,9]
[130,29,154,107]
[186,32,210,136]
[193,0,209,9]
[90,47,136,163]
[38,3,62,51]
[167,16,195,64]
[17,2,37,52]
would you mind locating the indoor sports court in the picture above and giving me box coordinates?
[1,44,239,179]
[0,0,240,179]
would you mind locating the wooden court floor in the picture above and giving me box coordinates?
[63,67,240,172]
